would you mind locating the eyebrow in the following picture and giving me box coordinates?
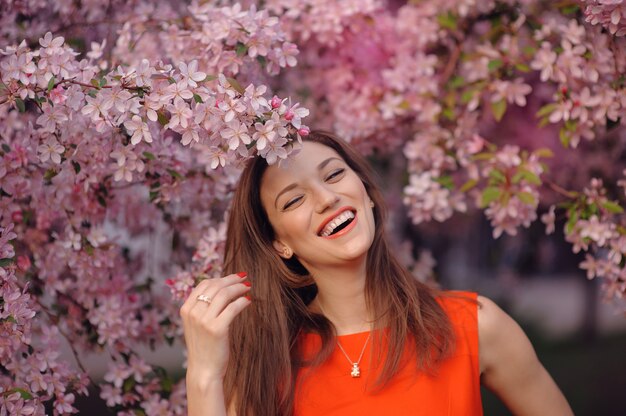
[273,157,341,208]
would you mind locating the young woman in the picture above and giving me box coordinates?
[180,131,573,415]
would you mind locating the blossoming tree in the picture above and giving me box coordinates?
[0,0,625,414]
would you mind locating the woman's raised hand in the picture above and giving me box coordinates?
[180,272,252,387]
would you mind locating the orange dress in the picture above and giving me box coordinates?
[294,292,482,415]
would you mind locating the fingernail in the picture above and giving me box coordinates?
[245,295,252,301]
[236,271,247,278]
[243,281,252,287]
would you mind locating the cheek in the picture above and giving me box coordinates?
[273,211,311,243]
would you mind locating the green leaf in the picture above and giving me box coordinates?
[536,103,557,118]
[1,143,10,153]
[71,160,81,174]
[0,258,15,267]
[459,179,478,192]
[566,211,578,234]
[157,111,169,127]
[123,377,136,393]
[235,42,248,57]
[149,190,159,202]
[512,169,541,185]
[461,90,475,105]
[44,168,59,181]
[97,194,107,207]
[15,98,26,113]
[134,410,147,416]
[226,77,245,95]
[143,151,156,160]
[437,12,458,31]
[47,76,56,92]
[522,45,537,57]
[256,55,267,66]
[517,191,536,205]
[488,169,506,184]
[12,388,33,400]
[448,75,465,89]
[435,175,454,190]
[480,187,501,207]
[533,148,554,158]
[491,99,507,122]
[559,127,570,147]
[441,107,455,121]
[488,59,503,72]
[193,93,204,104]
[167,169,183,180]
[602,201,624,214]
[90,79,100,88]
[515,63,530,73]
[203,74,217,82]
[160,374,173,393]
[471,152,494,161]
[561,4,580,15]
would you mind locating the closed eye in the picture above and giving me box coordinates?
[283,196,303,210]
[325,168,345,181]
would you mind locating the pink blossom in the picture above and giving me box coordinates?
[134,59,154,88]
[530,42,557,82]
[36,104,68,132]
[167,98,193,129]
[37,138,64,164]
[491,78,532,106]
[178,60,207,88]
[253,120,277,150]
[124,116,153,145]
[541,205,556,235]
[578,215,617,247]
[221,120,252,150]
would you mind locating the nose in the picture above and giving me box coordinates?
[313,183,339,214]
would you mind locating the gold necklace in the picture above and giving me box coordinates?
[336,332,371,378]
[317,300,371,378]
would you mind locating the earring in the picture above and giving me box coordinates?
[283,248,292,259]
[369,199,375,208]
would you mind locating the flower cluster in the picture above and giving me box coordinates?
[548,178,626,302]
[0,1,309,412]
[1,0,626,414]
[582,0,626,36]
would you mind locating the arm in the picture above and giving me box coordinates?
[180,273,252,416]
[477,295,573,416]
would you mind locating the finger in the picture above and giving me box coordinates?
[184,272,248,310]
[213,295,252,329]
[201,281,251,318]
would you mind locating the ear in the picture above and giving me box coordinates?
[272,240,293,259]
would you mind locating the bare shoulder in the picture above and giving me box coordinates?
[476,295,573,415]
[476,295,513,348]
[476,295,536,374]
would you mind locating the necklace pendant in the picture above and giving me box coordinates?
[350,363,361,378]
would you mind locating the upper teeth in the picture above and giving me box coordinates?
[320,211,355,237]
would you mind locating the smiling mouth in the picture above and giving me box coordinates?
[318,209,356,237]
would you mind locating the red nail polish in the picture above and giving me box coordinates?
[243,281,252,287]
[245,295,252,301]
[236,271,247,278]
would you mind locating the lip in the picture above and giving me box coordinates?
[317,206,356,236]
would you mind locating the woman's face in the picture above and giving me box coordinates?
[260,141,376,270]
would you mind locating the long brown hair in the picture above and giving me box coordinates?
[222,131,454,415]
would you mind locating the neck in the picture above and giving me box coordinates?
[305,257,372,335]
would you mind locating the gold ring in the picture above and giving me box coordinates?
[197,294,212,304]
